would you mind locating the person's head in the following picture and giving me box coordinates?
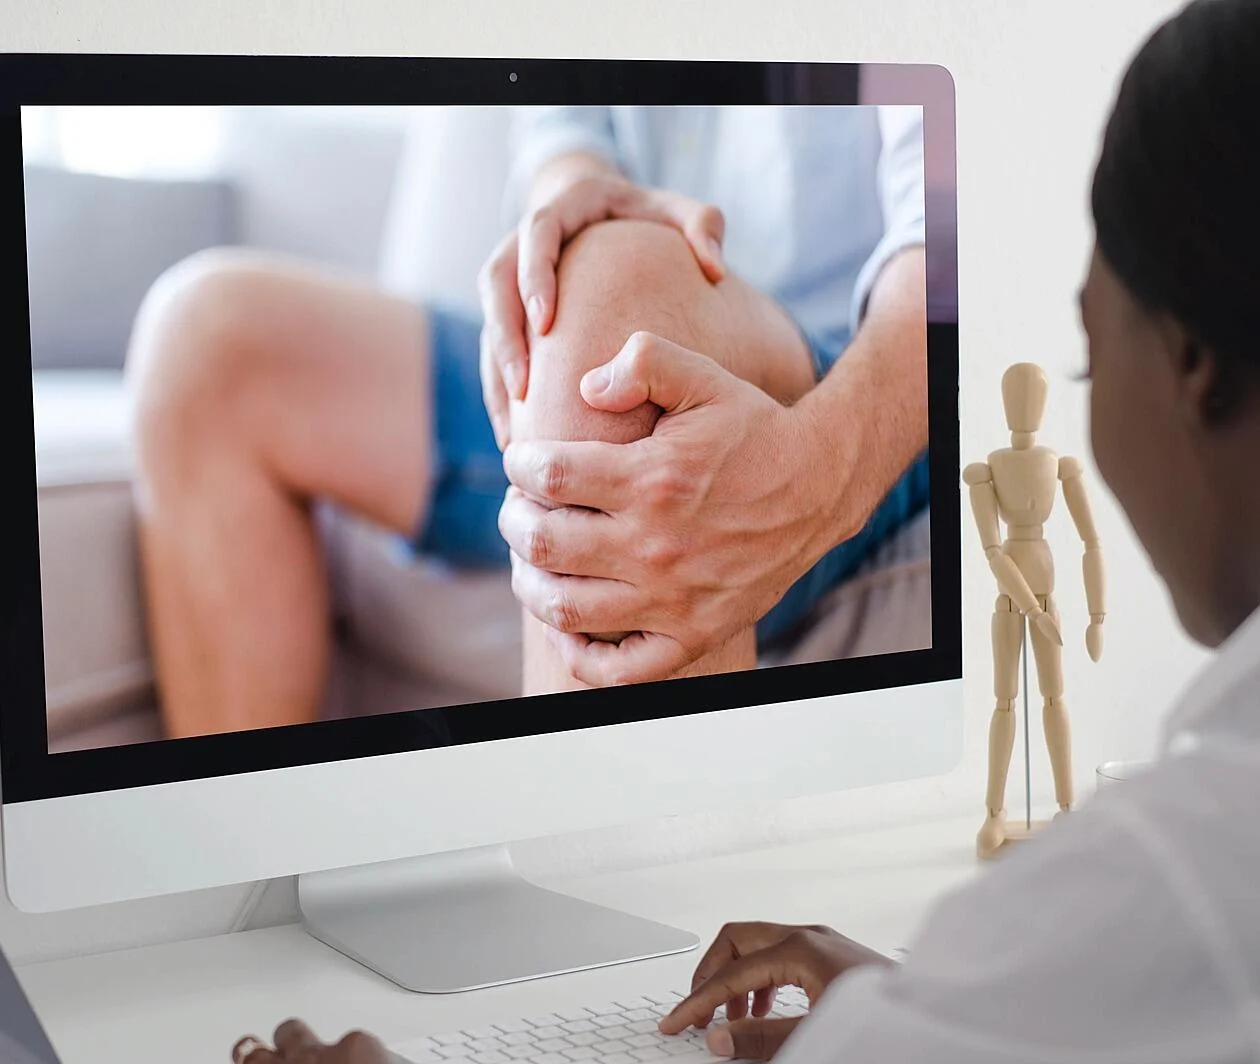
[1082,0,1260,647]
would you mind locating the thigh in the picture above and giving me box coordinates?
[160,251,431,536]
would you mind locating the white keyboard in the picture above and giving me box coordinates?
[389,986,811,1064]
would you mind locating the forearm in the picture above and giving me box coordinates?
[524,151,625,215]
[797,244,929,547]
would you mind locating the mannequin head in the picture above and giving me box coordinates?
[1001,363,1048,443]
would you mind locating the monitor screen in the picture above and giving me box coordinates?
[1,58,959,804]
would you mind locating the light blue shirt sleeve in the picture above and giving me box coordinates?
[503,106,620,223]
[849,105,926,336]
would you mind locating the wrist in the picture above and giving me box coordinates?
[526,151,624,214]
[790,394,871,556]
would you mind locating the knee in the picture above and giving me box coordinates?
[512,219,714,446]
[128,248,270,461]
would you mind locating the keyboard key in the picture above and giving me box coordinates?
[562,1021,596,1034]
[533,1029,567,1041]
[592,1015,625,1029]
[598,1041,630,1054]
[623,1010,655,1024]
[561,1049,599,1061]
[624,1034,659,1049]
[437,1047,474,1060]
[436,1034,472,1047]
[500,1034,535,1047]
[600,1027,632,1041]
[469,1039,505,1053]
[527,1016,565,1029]
[527,1054,570,1064]
[397,1050,441,1064]
[629,1048,669,1062]
[495,1021,534,1035]
[535,1040,572,1053]
[601,1056,636,1064]
[662,1043,695,1056]
[566,1033,600,1047]
[614,998,653,1011]
[556,1009,594,1023]
[584,1003,618,1017]
[468,1029,505,1041]
[471,1054,510,1064]
[505,1049,535,1060]
[625,1021,657,1035]
[645,994,681,1006]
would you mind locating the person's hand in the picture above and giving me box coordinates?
[498,333,858,686]
[477,174,726,448]
[1086,615,1104,661]
[657,922,892,1060]
[1028,605,1063,647]
[232,1021,389,1064]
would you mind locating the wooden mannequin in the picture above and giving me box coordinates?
[963,363,1105,860]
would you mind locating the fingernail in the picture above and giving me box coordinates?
[708,1028,734,1058]
[707,237,725,269]
[527,295,545,332]
[584,364,612,394]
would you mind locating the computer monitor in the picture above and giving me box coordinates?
[0,56,961,993]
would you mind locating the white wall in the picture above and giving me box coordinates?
[0,0,1208,965]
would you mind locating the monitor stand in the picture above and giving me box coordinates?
[297,844,699,993]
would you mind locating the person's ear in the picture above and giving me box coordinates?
[1156,315,1228,428]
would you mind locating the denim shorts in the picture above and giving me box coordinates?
[407,307,930,652]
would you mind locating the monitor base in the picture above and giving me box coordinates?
[298,844,699,993]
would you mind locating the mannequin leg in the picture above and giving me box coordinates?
[978,594,1023,858]
[1031,593,1073,812]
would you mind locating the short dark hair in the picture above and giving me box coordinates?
[1091,0,1260,383]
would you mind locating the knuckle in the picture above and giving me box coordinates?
[641,534,683,572]
[524,524,552,568]
[644,464,687,506]
[549,590,582,634]
[539,453,567,498]
[624,331,656,366]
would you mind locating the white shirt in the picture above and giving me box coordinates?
[506,106,925,344]
[778,605,1260,1063]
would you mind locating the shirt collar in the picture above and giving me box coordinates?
[1162,604,1260,753]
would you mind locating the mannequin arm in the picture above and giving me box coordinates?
[1059,457,1106,620]
[963,462,1044,616]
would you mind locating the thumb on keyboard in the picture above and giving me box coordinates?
[706,1017,801,1060]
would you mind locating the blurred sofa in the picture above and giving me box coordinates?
[29,106,931,753]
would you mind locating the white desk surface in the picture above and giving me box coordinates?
[16,814,981,1064]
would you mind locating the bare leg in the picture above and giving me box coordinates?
[128,250,430,738]
[1031,593,1073,811]
[511,219,815,695]
[979,593,1022,858]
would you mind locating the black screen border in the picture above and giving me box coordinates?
[0,54,960,803]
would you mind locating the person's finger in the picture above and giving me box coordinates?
[273,1019,323,1056]
[498,489,619,578]
[660,948,801,1035]
[335,1029,390,1062]
[638,188,727,282]
[751,985,778,1018]
[510,555,646,634]
[479,325,511,450]
[707,1018,802,1061]
[232,1036,279,1064]
[546,627,690,688]
[501,439,638,510]
[477,233,530,401]
[581,332,732,416]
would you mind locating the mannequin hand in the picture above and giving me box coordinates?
[233,1021,390,1064]
[657,922,893,1059]
[1029,606,1062,646]
[1086,617,1104,662]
